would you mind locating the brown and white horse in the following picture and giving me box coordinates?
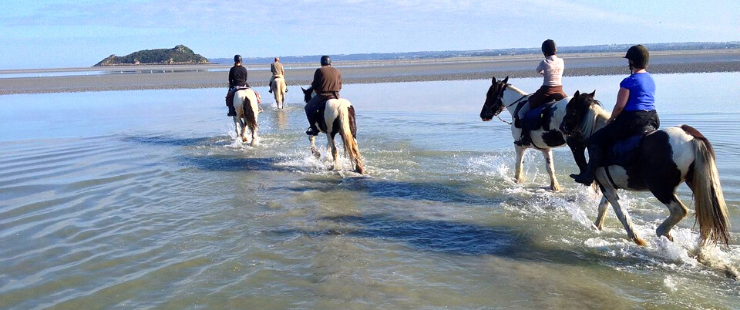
[480,76,583,191]
[270,76,286,109]
[302,87,364,174]
[232,88,260,145]
[560,91,730,246]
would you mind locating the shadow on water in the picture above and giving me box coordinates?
[122,135,216,147]
[270,213,631,266]
[283,176,498,205]
[178,155,293,172]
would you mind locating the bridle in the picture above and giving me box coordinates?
[484,84,528,125]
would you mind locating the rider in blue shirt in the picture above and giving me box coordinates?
[571,45,660,185]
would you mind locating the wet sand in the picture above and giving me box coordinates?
[1,49,739,95]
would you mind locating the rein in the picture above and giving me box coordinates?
[495,95,528,125]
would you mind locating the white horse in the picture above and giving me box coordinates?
[270,76,287,109]
[232,88,260,145]
[479,76,580,192]
[302,87,364,174]
[561,91,730,247]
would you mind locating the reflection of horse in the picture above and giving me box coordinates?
[232,88,260,145]
[270,76,286,109]
[479,76,579,191]
[302,87,364,174]
[561,91,730,246]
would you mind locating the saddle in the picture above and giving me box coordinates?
[519,102,558,131]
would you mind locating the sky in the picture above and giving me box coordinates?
[0,0,738,70]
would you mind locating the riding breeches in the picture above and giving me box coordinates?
[528,85,565,109]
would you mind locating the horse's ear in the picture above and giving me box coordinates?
[573,90,580,98]
[491,76,496,84]
[589,90,596,97]
[502,76,509,85]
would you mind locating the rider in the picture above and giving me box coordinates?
[225,54,250,116]
[304,55,342,136]
[570,44,660,185]
[268,57,288,93]
[515,39,566,146]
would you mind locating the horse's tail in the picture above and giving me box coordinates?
[683,125,730,245]
[338,102,364,174]
[244,92,258,134]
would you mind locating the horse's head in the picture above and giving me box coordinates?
[301,87,314,103]
[560,90,598,137]
[480,76,509,121]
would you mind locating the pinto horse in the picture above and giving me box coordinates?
[301,87,364,174]
[270,76,286,109]
[480,76,582,191]
[560,91,730,246]
[232,88,260,145]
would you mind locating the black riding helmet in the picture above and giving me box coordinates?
[624,45,649,69]
[234,54,242,63]
[320,55,331,66]
[541,39,557,57]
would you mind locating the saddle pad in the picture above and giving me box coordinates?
[606,134,643,166]
[522,104,556,131]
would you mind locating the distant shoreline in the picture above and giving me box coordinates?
[1,49,739,95]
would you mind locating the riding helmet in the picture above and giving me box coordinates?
[541,39,557,56]
[624,45,649,69]
[320,55,331,66]
[233,54,242,63]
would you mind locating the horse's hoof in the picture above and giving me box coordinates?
[633,237,648,246]
[551,184,561,192]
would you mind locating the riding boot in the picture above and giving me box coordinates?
[570,145,603,185]
[305,112,320,136]
[227,106,236,117]
[305,127,320,136]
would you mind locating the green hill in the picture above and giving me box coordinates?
[95,45,209,66]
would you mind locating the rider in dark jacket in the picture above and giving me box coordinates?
[225,55,249,116]
[304,55,342,135]
[571,45,660,185]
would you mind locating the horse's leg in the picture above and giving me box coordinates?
[600,171,646,246]
[514,145,527,183]
[540,148,561,191]
[654,194,688,242]
[241,120,248,143]
[309,136,320,159]
[327,134,338,170]
[593,196,609,230]
[233,116,240,138]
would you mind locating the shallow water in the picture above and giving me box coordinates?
[1,73,739,309]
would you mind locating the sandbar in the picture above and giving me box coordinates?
[1,50,739,95]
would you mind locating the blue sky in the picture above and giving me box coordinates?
[0,0,738,70]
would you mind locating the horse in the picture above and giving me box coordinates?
[560,90,730,247]
[270,76,286,109]
[479,76,584,192]
[301,87,364,174]
[232,88,260,145]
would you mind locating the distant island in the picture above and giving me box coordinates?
[209,41,740,65]
[95,45,209,66]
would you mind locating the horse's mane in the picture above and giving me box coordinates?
[579,95,610,139]
[505,84,528,96]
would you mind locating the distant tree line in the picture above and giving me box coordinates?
[210,41,740,64]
